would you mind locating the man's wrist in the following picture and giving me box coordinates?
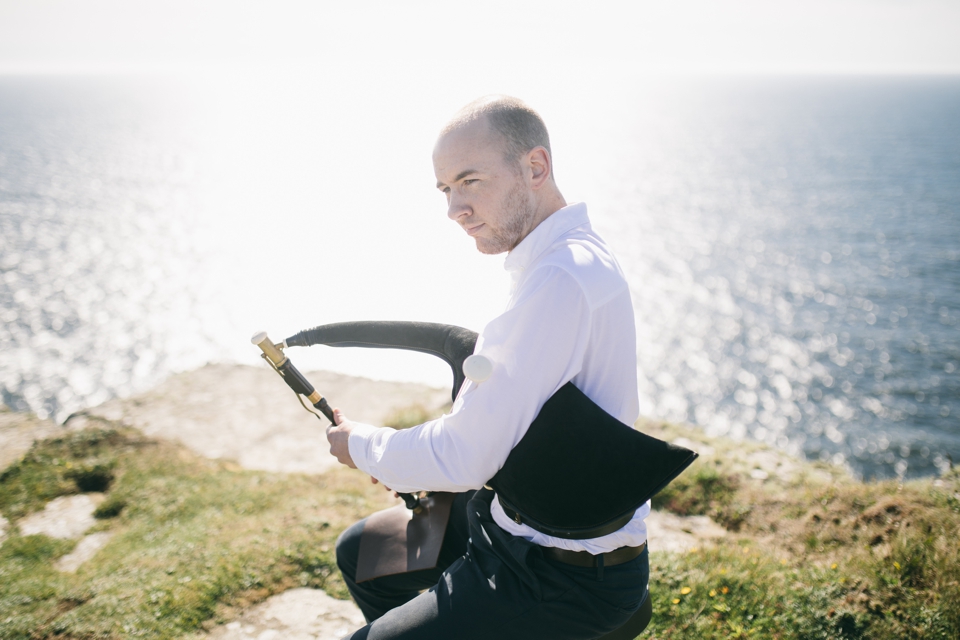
[346,422,382,475]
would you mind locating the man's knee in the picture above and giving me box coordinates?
[336,519,365,578]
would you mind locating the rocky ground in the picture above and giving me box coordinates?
[63,364,451,476]
[2,364,744,639]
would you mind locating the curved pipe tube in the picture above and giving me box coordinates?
[286,321,479,402]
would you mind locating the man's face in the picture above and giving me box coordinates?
[433,118,534,255]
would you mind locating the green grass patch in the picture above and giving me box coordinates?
[650,546,869,639]
[640,420,960,639]
[651,459,740,519]
[0,427,393,638]
[0,429,129,521]
[2,416,958,638]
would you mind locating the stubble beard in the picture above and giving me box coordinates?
[475,176,534,255]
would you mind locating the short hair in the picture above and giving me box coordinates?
[442,95,552,166]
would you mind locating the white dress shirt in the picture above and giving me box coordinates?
[348,202,649,553]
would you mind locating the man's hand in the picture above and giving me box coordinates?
[325,408,357,469]
[326,411,397,494]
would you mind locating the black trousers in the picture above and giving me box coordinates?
[336,489,649,640]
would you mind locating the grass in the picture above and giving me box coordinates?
[0,425,394,639]
[0,428,126,521]
[640,419,960,639]
[1,410,958,638]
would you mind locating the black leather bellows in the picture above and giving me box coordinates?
[488,381,697,539]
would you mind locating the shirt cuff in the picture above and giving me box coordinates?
[347,422,385,476]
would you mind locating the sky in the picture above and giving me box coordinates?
[1,0,959,76]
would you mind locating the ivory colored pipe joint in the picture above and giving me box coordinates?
[251,331,286,367]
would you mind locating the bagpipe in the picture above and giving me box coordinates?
[252,321,479,582]
[252,321,477,513]
[252,320,697,637]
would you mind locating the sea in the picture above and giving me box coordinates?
[1,74,958,481]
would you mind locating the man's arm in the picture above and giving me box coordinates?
[333,266,592,494]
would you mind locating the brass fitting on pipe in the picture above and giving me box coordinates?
[251,331,287,367]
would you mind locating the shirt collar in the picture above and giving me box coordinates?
[503,202,589,274]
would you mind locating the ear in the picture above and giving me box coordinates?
[524,146,552,190]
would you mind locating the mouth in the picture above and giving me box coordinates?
[465,223,485,237]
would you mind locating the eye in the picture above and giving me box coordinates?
[462,179,478,186]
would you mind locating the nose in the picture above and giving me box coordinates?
[447,193,470,222]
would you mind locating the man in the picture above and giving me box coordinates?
[326,96,649,639]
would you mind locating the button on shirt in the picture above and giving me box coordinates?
[348,202,649,554]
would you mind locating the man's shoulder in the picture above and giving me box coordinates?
[529,232,628,310]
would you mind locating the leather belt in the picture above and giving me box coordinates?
[544,542,646,568]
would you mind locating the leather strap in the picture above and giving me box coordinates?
[544,542,646,568]
[499,500,637,540]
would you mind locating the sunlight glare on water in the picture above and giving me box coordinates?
[1,73,958,481]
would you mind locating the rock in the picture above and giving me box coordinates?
[203,588,366,640]
[54,531,115,572]
[17,493,104,539]
[77,364,448,475]
[646,509,728,553]
[0,410,62,472]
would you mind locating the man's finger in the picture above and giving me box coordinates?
[333,408,345,426]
